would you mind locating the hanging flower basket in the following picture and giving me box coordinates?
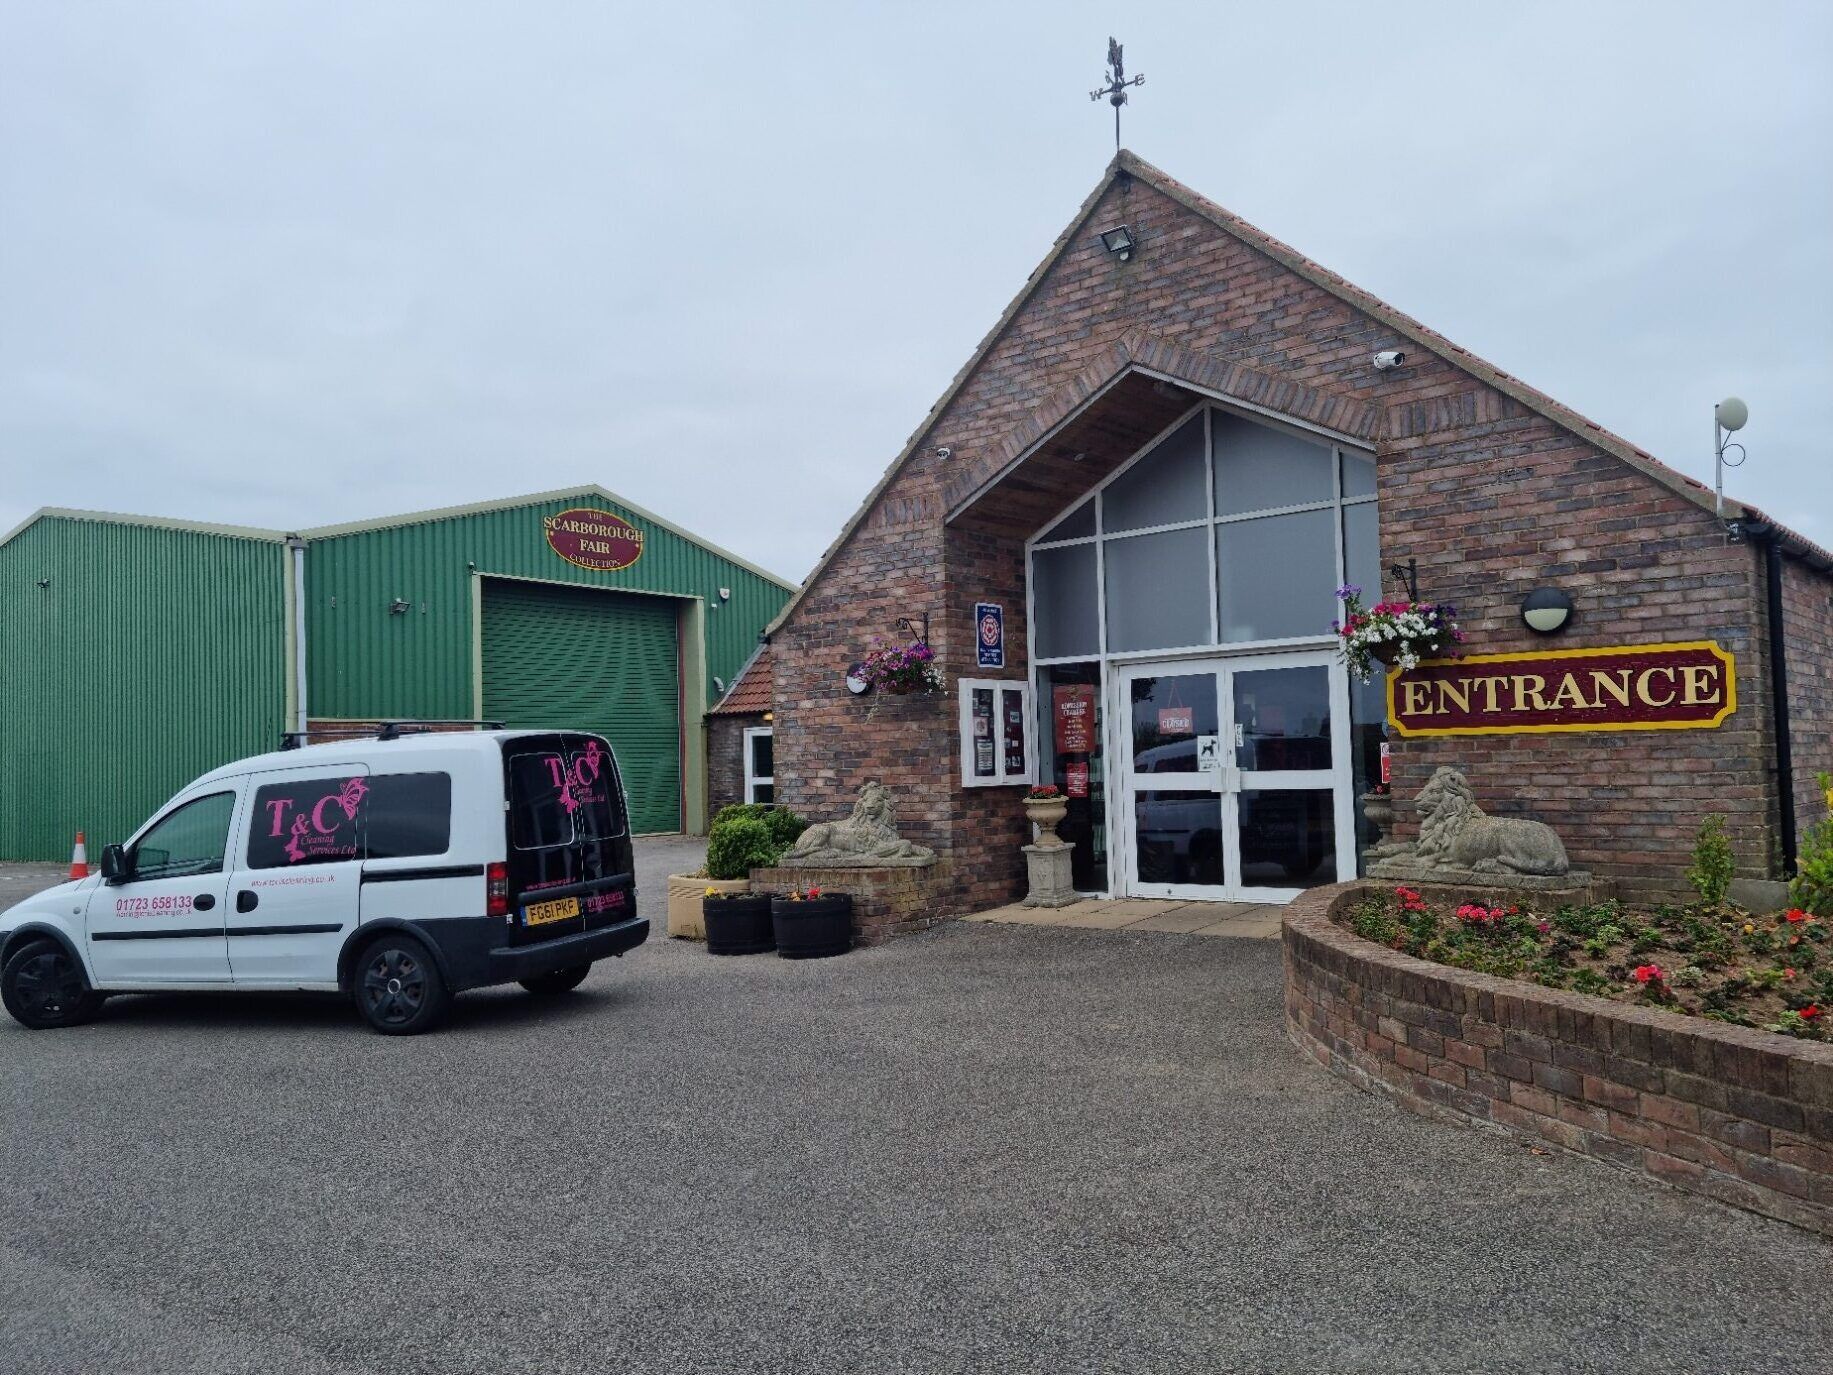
[857,640,943,695]
[1334,585,1464,682]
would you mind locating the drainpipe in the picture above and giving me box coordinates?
[286,536,309,736]
[1747,523,1797,876]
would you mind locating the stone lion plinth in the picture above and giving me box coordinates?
[1369,767,1590,892]
[780,782,935,868]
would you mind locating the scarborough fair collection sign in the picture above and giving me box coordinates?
[1387,641,1737,738]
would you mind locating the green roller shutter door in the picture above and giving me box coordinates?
[481,580,682,834]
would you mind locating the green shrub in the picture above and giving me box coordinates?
[1790,772,1833,917]
[711,802,772,828]
[763,808,808,851]
[705,816,779,880]
[1687,813,1735,908]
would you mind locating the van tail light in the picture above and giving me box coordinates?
[486,862,511,919]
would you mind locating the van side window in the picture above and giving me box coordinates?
[508,753,573,850]
[367,773,453,859]
[133,792,236,881]
[249,775,368,869]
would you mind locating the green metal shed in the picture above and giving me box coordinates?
[0,487,794,859]
[0,510,292,861]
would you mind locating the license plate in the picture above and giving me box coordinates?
[523,897,581,927]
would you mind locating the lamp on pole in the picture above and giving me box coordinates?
[1714,396,1749,521]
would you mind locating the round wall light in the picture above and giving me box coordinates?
[1520,587,1574,635]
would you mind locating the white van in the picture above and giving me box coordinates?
[0,728,649,1035]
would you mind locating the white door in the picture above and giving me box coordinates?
[1115,651,1354,902]
[85,787,241,984]
[223,766,369,985]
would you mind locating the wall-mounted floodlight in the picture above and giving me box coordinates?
[1098,225,1136,261]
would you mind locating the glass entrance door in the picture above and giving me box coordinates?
[1115,652,1353,901]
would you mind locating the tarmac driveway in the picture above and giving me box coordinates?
[2,836,1829,1374]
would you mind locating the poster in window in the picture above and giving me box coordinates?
[971,688,995,777]
[1158,706,1195,736]
[1054,684,1095,753]
[1002,688,1026,775]
[1065,760,1089,798]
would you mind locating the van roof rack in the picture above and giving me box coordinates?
[280,719,507,750]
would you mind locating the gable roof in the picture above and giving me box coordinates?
[768,149,1827,631]
[2,485,801,589]
[299,484,798,590]
[709,643,772,715]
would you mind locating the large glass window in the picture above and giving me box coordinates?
[1038,663,1107,892]
[1030,404,1378,662]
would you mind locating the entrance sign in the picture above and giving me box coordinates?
[975,602,1005,668]
[544,507,645,573]
[1388,641,1737,738]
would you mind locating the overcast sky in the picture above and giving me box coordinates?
[3,2,1828,582]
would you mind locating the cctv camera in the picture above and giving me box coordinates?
[934,445,953,460]
[1372,350,1406,371]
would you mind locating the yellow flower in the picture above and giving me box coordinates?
[704,886,718,898]
[1742,922,1754,934]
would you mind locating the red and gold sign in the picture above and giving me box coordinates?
[1054,684,1096,753]
[1388,641,1737,738]
[543,507,645,573]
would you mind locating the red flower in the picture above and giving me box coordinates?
[1800,1004,1823,1020]
[1784,908,1810,924]
[1784,967,1798,981]
[1632,964,1664,985]
[807,887,822,900]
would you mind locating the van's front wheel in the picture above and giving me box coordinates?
[354,934,449,1035]
[2,938,105,1030]
[519,963,591,996]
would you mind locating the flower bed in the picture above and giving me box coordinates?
[1342,886,1831,1040]
[1283,882,1833,1237]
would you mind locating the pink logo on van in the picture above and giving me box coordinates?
[268,776,369,863]
[545,741,606,816]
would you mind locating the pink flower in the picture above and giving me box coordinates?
[1632,964,1664,985]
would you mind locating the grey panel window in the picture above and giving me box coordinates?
[368,773,454,859]
[1102,414,1207,533]
[1340,450,1377,499]
[1031,542,1099,659]
[1103,525,1210,652]
[1037,497,1095,543]
[1212,412,1335,516]
[1217,508,1336,643]
[1342,501,1381,603]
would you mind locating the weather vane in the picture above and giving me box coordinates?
[1089,38,1144,151]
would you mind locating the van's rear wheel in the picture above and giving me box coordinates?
[2,938,106,1030]
[354,934,449,1035]
[520,963,591,995]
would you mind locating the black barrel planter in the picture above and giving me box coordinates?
[703,894,777,956]
[770,894,855,960]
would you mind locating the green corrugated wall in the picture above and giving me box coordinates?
[305,492,789,721]
[0,517,289,860]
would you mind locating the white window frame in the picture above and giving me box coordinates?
[742,726,774,803]
[957,678,1035,787]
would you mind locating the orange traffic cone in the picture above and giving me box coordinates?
[69,831,88,880]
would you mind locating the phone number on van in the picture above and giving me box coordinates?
[113,894,195,917]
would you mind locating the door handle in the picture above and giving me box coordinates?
[194,893,217,912]
[236,890,259,914]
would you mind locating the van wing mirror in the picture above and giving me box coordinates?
[100,844,128,883]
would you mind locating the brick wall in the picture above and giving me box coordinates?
[1780,552,1833,844]
[1285,883,1833,1235]
[749,863,946,944]
[772,165,1796,916]
[707,713,760,819]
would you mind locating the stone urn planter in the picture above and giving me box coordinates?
[771,891,854,960]
[702,893,776,955]
[1360,788,1393,839]
[1023,790,1069,847]
[667,873,746,940]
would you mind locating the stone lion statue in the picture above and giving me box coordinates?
[782,781,936,868]
[1412,766,1569,876]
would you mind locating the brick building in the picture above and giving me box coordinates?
[761,151,1832,917]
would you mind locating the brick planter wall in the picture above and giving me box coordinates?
[1284,882,1833,1234]
[749,863,946,945]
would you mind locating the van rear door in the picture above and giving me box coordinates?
[501,734,637,945]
